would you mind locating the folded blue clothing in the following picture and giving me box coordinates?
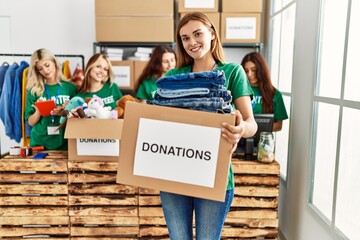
[155,87,232,102]
[156,87,210,98]
[156,70,226,90]
[148,96,233,113]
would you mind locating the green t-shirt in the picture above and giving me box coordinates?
[24,80,78,150]
[136,76,157,100]
[76,82,123,109]
[165,62,253,190]
[251,86,288,121]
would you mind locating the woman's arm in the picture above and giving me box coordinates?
[273,120,283,132]
[28,105,41,126]
[221,96,258,152]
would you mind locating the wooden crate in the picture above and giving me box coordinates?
[222,158,280,239]
[0,151,69,239]
[1,151,279,239]
[68,161,140,239]
[138,187,169,239]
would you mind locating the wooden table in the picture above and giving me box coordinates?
[0,151,279,239]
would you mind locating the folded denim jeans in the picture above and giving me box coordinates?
[156,70,226,90]
[155,88,233,103]
[148,96,232,112]
[156,87,210,98]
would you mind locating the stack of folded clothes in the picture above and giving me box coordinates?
[147,70,233,113]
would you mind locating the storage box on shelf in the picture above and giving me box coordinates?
[221,0,264,13]
[109,60,149,93]
[220,0,263,44]
[221,13,262,43]
[0,151,69,239]
[178,0,219,13]
[94,43,175,96]
[95,0,174,42]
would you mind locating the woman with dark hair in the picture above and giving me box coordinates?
[135,45,176,102]
[241,52,288,131]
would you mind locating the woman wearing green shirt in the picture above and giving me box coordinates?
[76,53,123,109]
[159,12,258,240]
[241,52,288,131]
[25,48,77,150]
[135,45,176,102]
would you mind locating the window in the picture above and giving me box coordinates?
[269,1,296,179]
[310,0,360,239]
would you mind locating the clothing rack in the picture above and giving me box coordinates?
[0,53,85,70]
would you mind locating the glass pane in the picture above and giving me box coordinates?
[282,0,293,7]
[270,15,281,88]
[335,108,360,239]
[275,95,290,179]
[317,0,348,98]
[344,0,360,102]
[312,102,339,220]
[278,3,296,92]
[271,0,283,14]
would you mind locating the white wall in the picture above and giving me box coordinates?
[0,0,95,154]
[0,0,95,60]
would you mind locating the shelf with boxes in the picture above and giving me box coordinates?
[93,42,176,96]
[93,0,265,94]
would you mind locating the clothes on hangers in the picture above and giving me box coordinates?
[63,60,72,79]
[0,62,10,98]
[12,61,29,142]
[0,53,85,146]
[21,67,31,146]
[0,62,19,141]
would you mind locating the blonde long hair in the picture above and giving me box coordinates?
[26,48,67,97]
[78,53,115,93]
[176,12,225,68]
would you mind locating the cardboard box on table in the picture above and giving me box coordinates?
[116,102,235,202]
[65,118,123,161]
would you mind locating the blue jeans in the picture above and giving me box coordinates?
[160,189,234,240]
[156,87,232,102]
[157,70,226,90]
[149,97,233,113]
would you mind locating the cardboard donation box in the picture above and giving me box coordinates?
[221,13,262,43]
[116,102,235,202]
[65,118,123,161]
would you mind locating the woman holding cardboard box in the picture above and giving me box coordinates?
[135,45,177,102]
[159,12,257,239]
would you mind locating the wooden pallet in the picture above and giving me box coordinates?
[68,161,139,239]
[0,151,69,239]
[1,151,279,239]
